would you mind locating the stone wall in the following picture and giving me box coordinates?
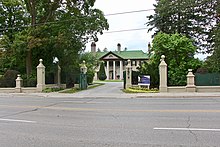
[0,59,64,93]
[159,55,220,93]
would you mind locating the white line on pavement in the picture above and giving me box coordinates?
[154,128,220,132]
[0,118,36,123]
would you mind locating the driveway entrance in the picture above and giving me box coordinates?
[73,82,124,97]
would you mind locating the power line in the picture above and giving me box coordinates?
[103,28,148,34]
[0,9,154,32]
[105,9,154,16]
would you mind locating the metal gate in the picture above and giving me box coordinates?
[195,73,220,86]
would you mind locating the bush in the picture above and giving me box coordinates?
[87,70,94,84]
[98,62,107,81]
[0,70,19,87]
[22,74,37,87]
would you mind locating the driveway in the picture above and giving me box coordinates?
[73,82,126,98]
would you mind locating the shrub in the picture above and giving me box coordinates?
[98,62,107,81]
[87,70,94,84]
[22,74,37,87]
[0,70,19,87]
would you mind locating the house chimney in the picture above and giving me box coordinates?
[117,43,121,52]
[91,42,96,53]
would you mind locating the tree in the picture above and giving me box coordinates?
[0,0,28,41]
[147,0,218,53]
[98,62,106,81]
[80,52,100,84]
[203,0,220,72]
[139,32,201,86]
[0,0,109,77]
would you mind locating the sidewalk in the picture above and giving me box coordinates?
[1,81,220,98]
[3,91,220,99]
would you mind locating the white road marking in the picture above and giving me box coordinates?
[154,128,220,132]
[0,118,36,123]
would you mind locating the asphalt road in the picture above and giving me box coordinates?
[0,95,220,147]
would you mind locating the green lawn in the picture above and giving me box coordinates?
[95,80,123,82]
[59,82,104,93]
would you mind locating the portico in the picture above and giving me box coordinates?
[104,60,124,80]
[92,43,149,80]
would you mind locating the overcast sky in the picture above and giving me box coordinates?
[85,0,156,53]
[86,0,207,59]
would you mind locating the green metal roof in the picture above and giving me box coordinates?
[96,50,149,60]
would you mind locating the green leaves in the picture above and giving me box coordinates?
[147,0,218,53]
[140,32,202,86]
[0,0,109,77]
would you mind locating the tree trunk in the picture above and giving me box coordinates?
[26,0,36,76]
[26,49,32,76]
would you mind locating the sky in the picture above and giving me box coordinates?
[85,0,156,53]
[86,0,207,60]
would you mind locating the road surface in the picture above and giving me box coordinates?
[0,94,220,147]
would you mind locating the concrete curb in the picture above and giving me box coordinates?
[1,92,219,99]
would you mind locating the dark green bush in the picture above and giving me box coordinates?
[87,71,94,84]
[98,62,107,81]
[22,74,37,87]
[0,70,19,87]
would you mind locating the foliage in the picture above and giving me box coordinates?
[98,62,106,81]
[0,0,28,41]
[79,52,100,84]
[43,87,64,93]
[147,0,218,53]
[0,70,19,87]
[139,33,202,86]
[22,73,37,87]
[59,88,79,93]
[87,71,94,84]
[0,0,109,78]
[123,87,159,93]
[204,3,220,72]
[139,61,159,88]
[60,83,104,93]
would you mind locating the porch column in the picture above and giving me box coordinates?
[106,61,109,80]
[120,60,123,80]
[113,61,116,80]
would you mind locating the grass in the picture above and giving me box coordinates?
[59,82,104,93]
[95,80,123,82]
[88,83,105,89]
[59,88,80,93]
[43,87,64,93]
[123,87,159,93]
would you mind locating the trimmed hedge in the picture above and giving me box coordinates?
[98,62,107,81]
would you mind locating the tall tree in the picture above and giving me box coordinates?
[0,0,28,41]
[0,0,109,76]
[204,0,220,72]
[140,33,201,86]
[147,0,217,53]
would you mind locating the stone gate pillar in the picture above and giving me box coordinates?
[125,59,132,89]
[37,59,45,92]
[186,69,196,92]
[159,55,168,92]
[15,74,23,93]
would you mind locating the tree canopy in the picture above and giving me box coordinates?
[147,0,218,53]
[140,32,201,86]
[0,0,109,78]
